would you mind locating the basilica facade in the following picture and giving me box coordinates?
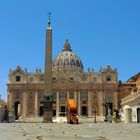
[7,24,134,120]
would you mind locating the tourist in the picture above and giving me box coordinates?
[2,105,9,123]
[112,109,117,124]
[107,109,112,123]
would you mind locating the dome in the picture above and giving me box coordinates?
[52,39,84,72]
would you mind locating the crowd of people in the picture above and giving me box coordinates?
[105,109,123,123]
[1,105,124,123]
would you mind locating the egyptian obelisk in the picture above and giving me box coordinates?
[43,13,53,123]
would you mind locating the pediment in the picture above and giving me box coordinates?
[12,66,25,74]
[102,65,116,73]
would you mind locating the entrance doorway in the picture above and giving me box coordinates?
[81,106,87,116]
[14,101,20,120]
[39,106,44,116]
[53,110,56,117]
[137,108,140,123]
[60,106,66,116]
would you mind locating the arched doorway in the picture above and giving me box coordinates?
[14,101,20,120]
[137,108,140,123]
[81,106,87,116]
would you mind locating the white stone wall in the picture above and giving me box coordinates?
[132,105,140,122]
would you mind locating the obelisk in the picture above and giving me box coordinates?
[43,13,53,123]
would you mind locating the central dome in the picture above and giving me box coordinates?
[52,39,84,72]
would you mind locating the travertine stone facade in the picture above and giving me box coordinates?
[7,40,134,120]
[7,25,135,120]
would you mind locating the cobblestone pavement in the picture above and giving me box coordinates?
[0,123,140,140]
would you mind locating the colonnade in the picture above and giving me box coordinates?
[33,91,97,117]
[11,90,118,118]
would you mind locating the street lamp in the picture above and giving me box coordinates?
[94,109,97,123]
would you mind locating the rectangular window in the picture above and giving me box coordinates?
[16,76,21,82]
[29,77,33,82]
[70,77,74,80]
[40,75,44,81]
[93,77,97,82]
[69,92,74,99]
[80,92,88,100]
[15,92,20,100]
[59,92,66,100]
[106,75,111,81]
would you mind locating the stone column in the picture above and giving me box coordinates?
[78,91,81,116]
[35,92,38,117]
[74,91,77,104]
[88,91,91,117]
[98,90,104,117]
[22,92,27,118]
[113,91,118,110]
[18,104,21,115]
[67,91,69,100]
[56,91,59,117]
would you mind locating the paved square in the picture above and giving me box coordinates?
[0,123,140,140]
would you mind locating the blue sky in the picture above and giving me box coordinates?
[0,0,140,100]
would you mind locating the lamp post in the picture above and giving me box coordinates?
[93,107,97,123]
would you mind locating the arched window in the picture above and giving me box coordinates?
[106,75,111,81]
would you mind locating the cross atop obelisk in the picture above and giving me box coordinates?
[48,12,52,27]
[43,12,53,123]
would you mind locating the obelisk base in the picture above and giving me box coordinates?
[43,95,53,123]
[43,110,53,123]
